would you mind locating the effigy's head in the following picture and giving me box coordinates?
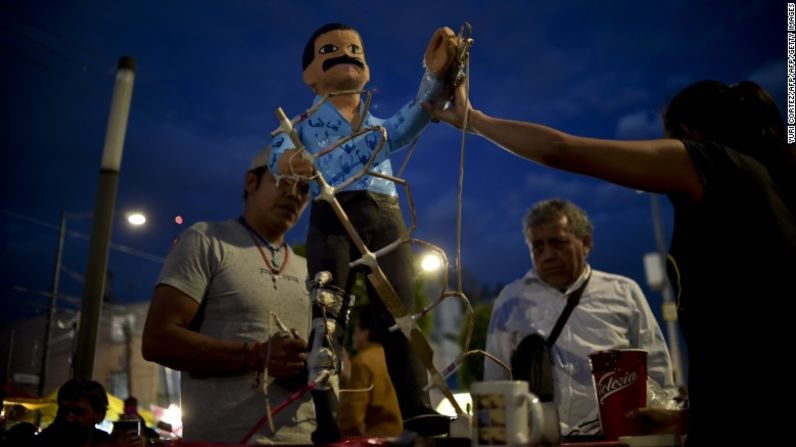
[302,23,370,94]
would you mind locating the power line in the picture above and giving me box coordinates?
[10,285,131,315]
[2,31,254,152]
[0,5,259,153]
[0,7,119,112]
[0,209,165,264]
[1,25,104,75]
[0,41,83,82]
[0,4,108,65]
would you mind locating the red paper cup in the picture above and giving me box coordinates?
[589,349,647,440]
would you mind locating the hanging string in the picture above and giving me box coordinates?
[455,36,472,293]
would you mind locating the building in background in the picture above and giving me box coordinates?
[1,300,179,422]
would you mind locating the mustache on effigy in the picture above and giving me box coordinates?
[322,55,365,72]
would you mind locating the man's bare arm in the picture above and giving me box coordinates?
[142,284,307,377]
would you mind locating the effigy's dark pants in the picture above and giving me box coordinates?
[307,190,430,418]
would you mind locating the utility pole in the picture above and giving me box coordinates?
[5,330,14,383]
[74,56,136,379]
[124,318,133,396]
[38,212,66,397]
[648,193,685,387]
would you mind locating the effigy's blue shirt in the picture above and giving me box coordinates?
[269,70,443,197]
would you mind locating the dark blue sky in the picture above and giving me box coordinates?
[0,0,785,322]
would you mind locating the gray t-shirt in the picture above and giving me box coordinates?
[157,219,315,444]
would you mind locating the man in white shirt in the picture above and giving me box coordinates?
[484,199,676,437]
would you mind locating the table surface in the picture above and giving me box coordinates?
[169,439,631,447]
[167,433,687,447]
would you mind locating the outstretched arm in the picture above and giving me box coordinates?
[426,82,704,201]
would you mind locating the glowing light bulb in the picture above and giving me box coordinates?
[127,212,146,226]
[421,253,442,272]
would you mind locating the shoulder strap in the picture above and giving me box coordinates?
[546,273,591,347]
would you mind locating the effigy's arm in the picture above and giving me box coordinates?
[383,69,446,151]
[387,25,473,151]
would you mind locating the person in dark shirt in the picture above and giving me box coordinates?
[427,79,796,446]
[33,378,113,447]
[3,422,37,447]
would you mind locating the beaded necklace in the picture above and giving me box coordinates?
[238,216,289,289]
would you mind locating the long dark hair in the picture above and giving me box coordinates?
[664,80,796,197]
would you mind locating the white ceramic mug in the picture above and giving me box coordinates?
[470,380,545,447]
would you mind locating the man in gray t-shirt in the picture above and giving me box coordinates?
[142,147,315,444]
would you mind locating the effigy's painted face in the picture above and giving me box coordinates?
[303,29,370,94]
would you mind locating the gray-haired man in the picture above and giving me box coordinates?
[484,199,676,437]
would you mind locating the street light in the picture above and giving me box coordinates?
[420,252,443,273]
[126,212,146,226]
[38,209,146,397]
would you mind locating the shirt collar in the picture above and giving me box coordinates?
[526,264,592,295]
[311,94,370,121]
